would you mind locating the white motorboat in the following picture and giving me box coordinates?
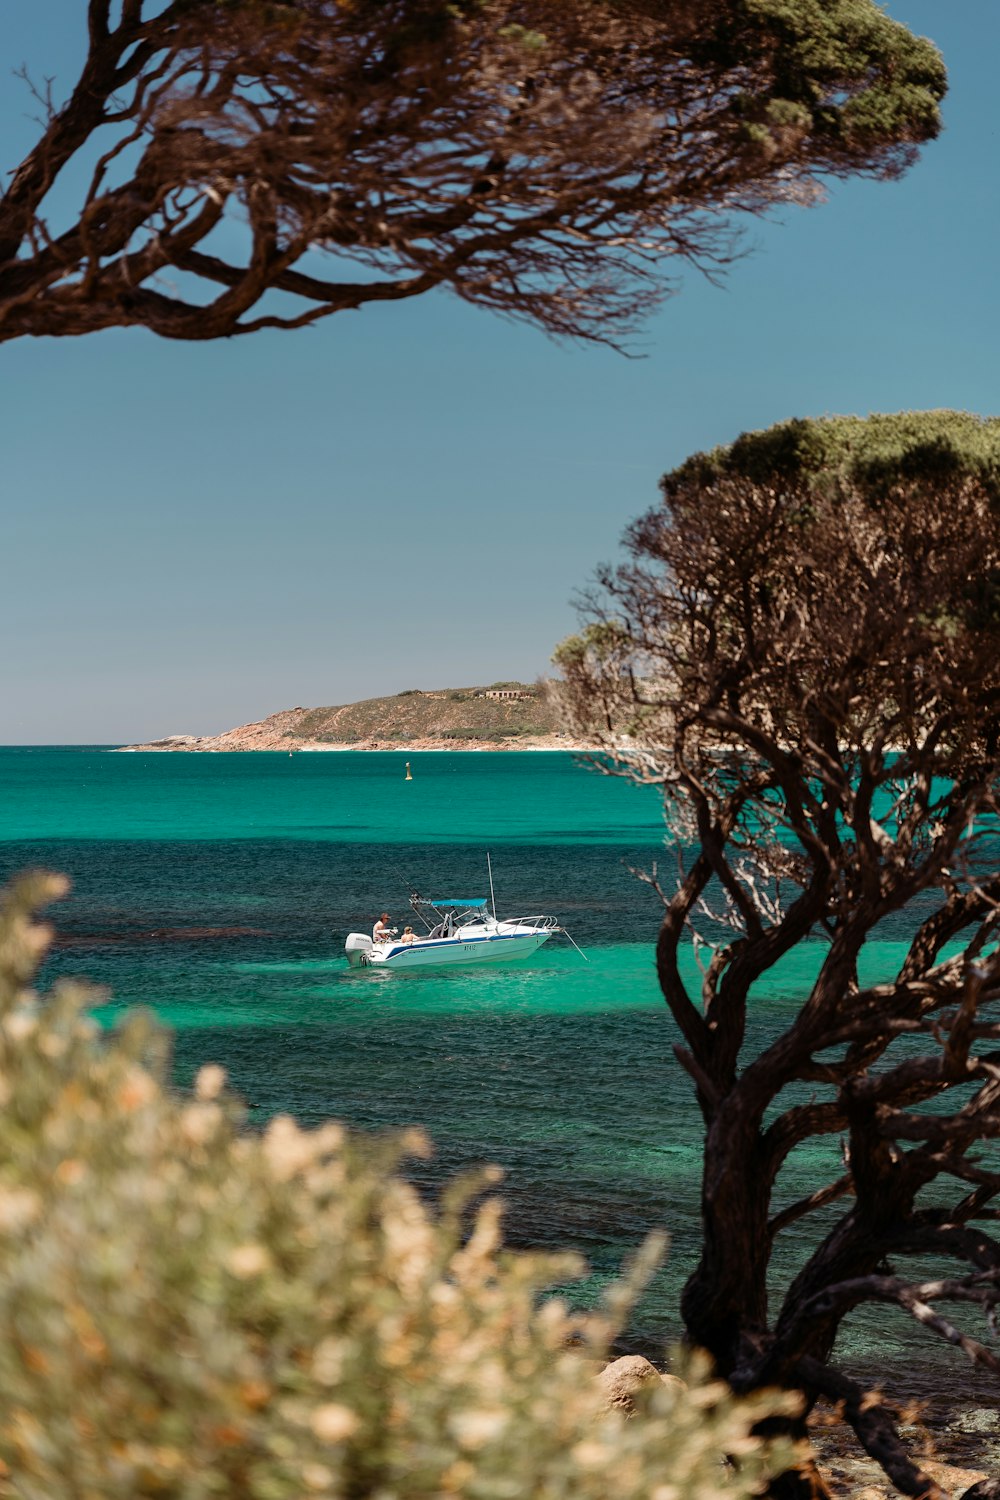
[344,855,582,970]
[345,896,559,970]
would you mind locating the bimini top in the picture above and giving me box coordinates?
[429,898,487,908]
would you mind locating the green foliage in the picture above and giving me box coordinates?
[0,874,799,1499]
[715,0,945,158]
[553,623,629,672]
[665,410,1000,503]
[496,21,547,50]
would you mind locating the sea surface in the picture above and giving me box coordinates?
[1,746,996,1409]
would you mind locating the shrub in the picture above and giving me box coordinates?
[0,875,799,1500]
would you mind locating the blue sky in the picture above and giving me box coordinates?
[2,2,998,744]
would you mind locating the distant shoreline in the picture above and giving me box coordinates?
[114,739,590,754]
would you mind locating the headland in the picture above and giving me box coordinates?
[117,682,585,752]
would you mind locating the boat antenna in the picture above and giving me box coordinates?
[487,851,497,920]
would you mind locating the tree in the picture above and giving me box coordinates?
[0,0,945,345]
[556,411,1000,1500]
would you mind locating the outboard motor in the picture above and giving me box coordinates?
[345,933,374,967]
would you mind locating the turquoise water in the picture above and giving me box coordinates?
[1,747,995,1401]
[0,745,665,844]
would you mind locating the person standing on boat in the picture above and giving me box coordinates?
[373,912,397,945]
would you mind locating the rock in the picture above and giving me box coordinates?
[597,1355,685,1413]
[921,1460,990,1490]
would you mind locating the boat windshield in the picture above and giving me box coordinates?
[409,895,491,934]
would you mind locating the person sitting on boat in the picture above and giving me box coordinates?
[400,926,416,945]
[373,912,397,945]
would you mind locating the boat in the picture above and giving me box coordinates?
[345,896,561,969]
[344,852,585,970]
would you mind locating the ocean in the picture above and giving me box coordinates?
[0,745,995,1407]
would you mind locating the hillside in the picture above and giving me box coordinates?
[120,683,574,751]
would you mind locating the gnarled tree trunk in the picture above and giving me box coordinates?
[557,414,1000,1497]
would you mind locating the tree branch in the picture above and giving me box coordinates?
[794,1358,950,1500]
[768,1176,854,1240]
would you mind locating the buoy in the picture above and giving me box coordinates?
[405,761,413,781]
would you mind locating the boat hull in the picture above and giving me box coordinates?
[349,930,552,969]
